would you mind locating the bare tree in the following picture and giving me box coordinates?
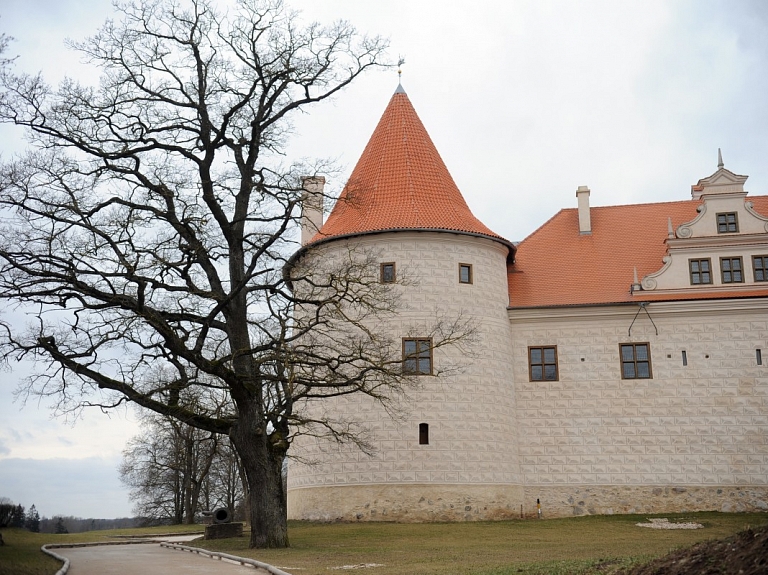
[119,413,220,524]
[0,0,469,548]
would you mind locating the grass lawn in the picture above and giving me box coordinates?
[194,512,768,575]
[1,513,766,575]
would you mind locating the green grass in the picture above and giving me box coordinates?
[1,513,766,575]
[194,512,768,575]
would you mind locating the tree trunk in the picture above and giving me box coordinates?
[230,414,288,548]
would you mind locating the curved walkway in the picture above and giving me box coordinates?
[48,536,285,575]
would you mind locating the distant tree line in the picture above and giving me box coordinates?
[0,498,137,537]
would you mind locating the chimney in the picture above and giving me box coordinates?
[300,176,325,245]
[576,185,591,235]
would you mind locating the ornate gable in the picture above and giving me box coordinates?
[641,153,768,293]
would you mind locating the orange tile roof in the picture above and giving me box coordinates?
[309,88,512,251]
[509,196,768,308]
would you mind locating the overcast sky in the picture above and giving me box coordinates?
[2,0,768,519]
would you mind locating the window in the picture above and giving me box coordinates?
[380,262,396,283]
[689,258,712,285]
[403,338,432,375]
[528,346,558,381]
[720,257,743,283]
[459,263,473,284]
[754,256,768,282]
[757,349,763,366]
[682,350,688,366]
[620,343,652,379]
[716,212,738,233]
[419,423,429,445]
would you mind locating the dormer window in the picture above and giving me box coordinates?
[720,257,743,283]
[716,212,738,233]
[689,258,712,285]
[754,256,768,282]
[380,262,396,283]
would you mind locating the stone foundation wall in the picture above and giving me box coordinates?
[524,485,768,518]
[288,483,525,522]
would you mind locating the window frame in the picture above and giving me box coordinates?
[753,255,768,282]
[380,262,396,284]
[689,258,713,285]
[619,343,653,380]
[458,263,473,284]
[716,212,739,233]
[528,345,559,382]
[720,256,744,284]
[402,338,433,376]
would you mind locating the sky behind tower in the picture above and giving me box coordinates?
[1,0,768,519]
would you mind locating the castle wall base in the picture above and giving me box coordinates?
[524,485,768,518]
[288,484,525,522]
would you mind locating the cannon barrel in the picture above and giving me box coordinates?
[212,507,231,524]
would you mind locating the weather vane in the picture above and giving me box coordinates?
[397,56,406,81]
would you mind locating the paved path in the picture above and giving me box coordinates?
[54,538,273,575]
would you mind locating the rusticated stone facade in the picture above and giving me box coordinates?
[512,301,768,516]
[288,232,523,520]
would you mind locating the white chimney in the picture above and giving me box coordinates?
[300,176,325,245]
[576,185,591,235]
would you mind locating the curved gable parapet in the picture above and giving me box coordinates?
[675,203,706,239]
[745,201,768,233]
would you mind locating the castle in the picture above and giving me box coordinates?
[286,84,768,520]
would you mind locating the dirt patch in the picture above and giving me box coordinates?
[620,523,768,575]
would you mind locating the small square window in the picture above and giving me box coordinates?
[459,263,473,284]
[620,343,652,379]
[403,338,432,375]
[753,256,768,282]
[689,258,712,285]
[716,212,738,233]
[720,257,743,283]
[380,262,396,283]
[528,346,558,381]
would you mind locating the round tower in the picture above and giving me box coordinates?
[288,85,522,521]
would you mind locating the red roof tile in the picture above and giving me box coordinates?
[509,197,768,307]
[309,89,511,249]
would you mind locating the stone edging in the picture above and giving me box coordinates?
[161,541,293,575]
[40,545,70,575]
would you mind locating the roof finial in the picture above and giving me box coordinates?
[395,56,406,94]
[717,148,724,169]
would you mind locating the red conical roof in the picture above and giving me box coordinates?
[309,87,512,250]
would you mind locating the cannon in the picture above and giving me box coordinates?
[203,507,242,539]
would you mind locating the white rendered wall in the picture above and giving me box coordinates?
[510,300,768,516]
[288,231,522,521]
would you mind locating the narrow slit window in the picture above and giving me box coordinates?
[419,423,429,445]
[758,349,763,366]
[459,263,473,284]
[682,350,688,366]
[380,262,396,283]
